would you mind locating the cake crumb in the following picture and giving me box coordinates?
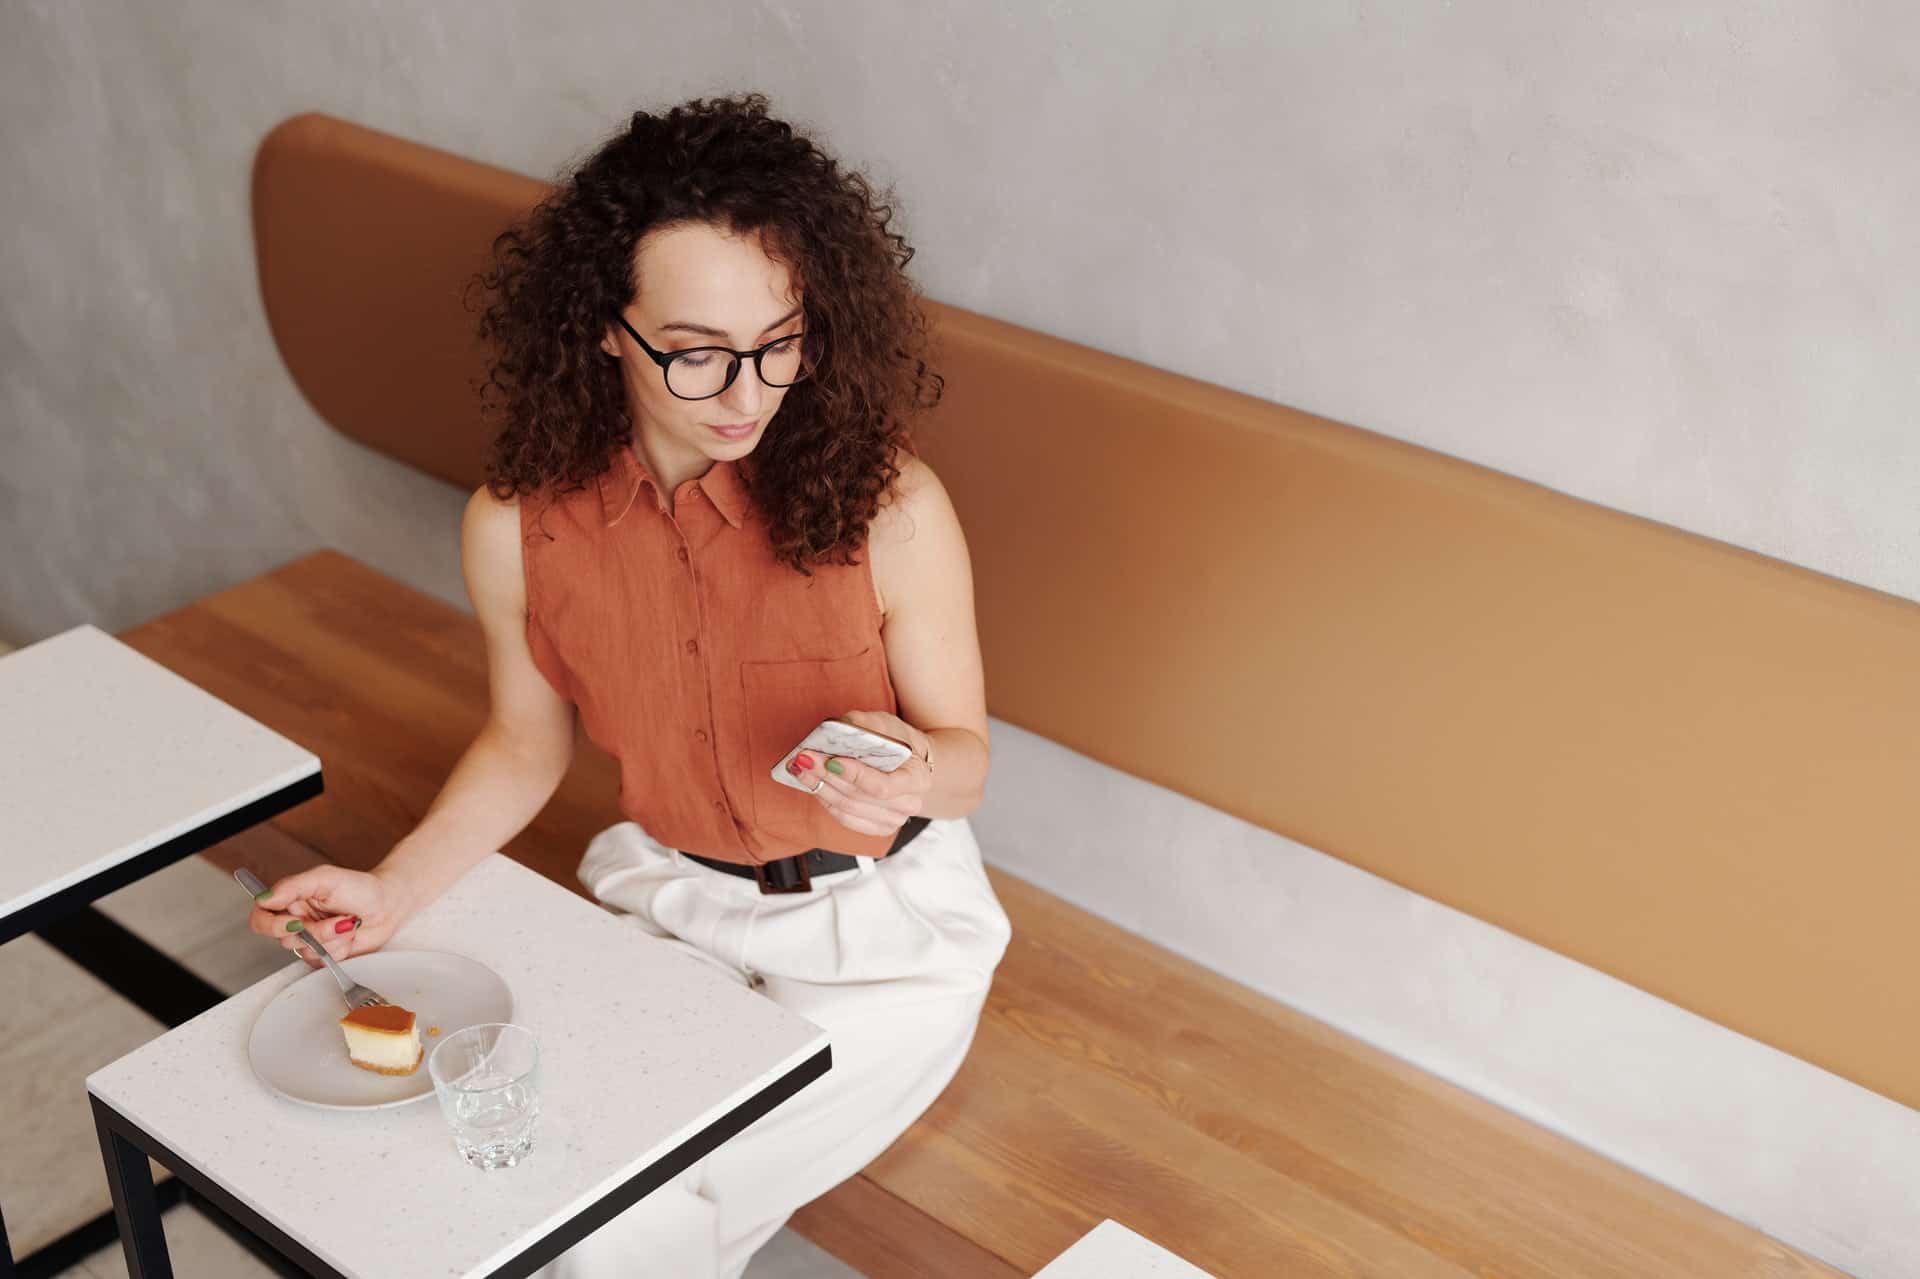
[428,1026,441,1036]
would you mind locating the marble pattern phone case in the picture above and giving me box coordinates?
[771,719,913,791]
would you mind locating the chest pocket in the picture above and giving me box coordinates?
[740,646,891,851]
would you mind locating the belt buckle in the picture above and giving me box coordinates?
[753,852,813,895]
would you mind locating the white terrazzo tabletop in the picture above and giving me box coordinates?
[0,623,321,921]
[87,853,830,1279]
[1034,1219,1219,1278]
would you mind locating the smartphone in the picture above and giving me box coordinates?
[771,718,913,792]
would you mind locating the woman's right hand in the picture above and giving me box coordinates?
[248,864,412,967]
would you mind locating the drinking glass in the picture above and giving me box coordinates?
[428,1023,540,1169]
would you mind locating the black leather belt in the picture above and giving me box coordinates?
[679,816,931,895]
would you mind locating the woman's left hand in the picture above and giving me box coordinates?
[792,709,933,837]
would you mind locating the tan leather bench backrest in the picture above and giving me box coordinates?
[255,113,1920,1110]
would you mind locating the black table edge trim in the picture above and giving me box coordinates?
[483,1043,834,1279]
[1,768,325,946]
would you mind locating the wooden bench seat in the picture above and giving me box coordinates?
[138,551,1846,1278]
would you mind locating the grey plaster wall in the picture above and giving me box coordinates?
[3,1,1916,647]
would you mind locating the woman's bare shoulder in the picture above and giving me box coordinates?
[869,453,969,621]
[871,452,957,549]
[462,485,527,617]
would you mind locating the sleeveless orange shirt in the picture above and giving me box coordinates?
[520,443,900,864]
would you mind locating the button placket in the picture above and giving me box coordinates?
[684,547,715,748]
[676,533,731,835]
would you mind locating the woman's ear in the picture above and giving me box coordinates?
[601,326,622,359]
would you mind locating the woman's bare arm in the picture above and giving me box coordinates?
[373,487,579,913]
[863,454,991,818]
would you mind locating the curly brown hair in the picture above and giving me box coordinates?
[470,92,942,572]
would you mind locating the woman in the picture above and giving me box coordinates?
[248,93,1011,1278]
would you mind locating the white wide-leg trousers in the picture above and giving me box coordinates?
[532,816,1013,1279]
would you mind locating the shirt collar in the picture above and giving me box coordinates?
[697,452,749,529]
[597,443,747,530]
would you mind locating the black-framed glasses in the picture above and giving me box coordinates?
[614,311,816,401]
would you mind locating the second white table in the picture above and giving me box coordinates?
[1035,1218,1221,1278]
[0,623,323,1275]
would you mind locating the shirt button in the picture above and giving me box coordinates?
[685,639,699,656]
[695,729,709,744]
[676,547,689,563]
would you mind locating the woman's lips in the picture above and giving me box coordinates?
[707,420,757,440]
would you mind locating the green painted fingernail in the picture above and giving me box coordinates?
[285,919,304,933]
[254,890,273,902]
[825,760,845,775]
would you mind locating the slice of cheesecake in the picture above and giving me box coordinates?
[339,1003,423,1076]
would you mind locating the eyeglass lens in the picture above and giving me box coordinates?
[667,336,809,399]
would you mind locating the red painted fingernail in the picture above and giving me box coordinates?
[795,753,815,770]
[334,918,355,934]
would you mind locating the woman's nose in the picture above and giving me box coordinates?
[718,357,769,417]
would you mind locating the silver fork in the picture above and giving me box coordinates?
[234,866,390,1011]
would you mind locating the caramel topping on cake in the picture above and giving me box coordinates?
[340,1004,416,1034]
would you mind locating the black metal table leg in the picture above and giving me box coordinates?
[89,1096,345,1279]
[94,1103,172,1279]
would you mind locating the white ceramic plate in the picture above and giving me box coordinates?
[247,950,514,1110]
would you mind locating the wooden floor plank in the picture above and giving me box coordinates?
[117,551,1854,1279]
[788,1174,1025,1278]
